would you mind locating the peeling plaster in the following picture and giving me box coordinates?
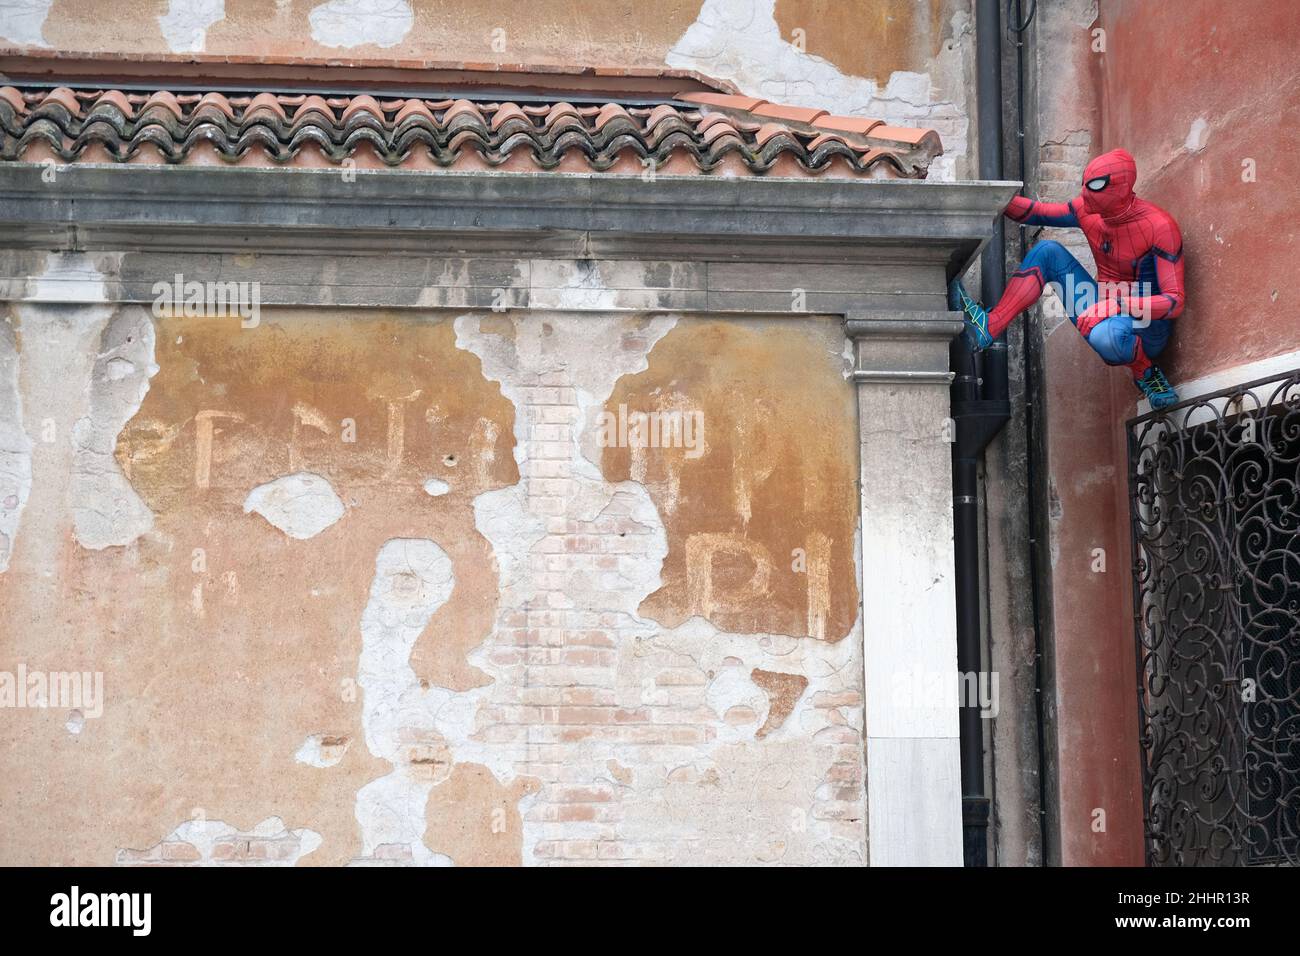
[1184,116,1211,153]
[421,477,450,497]
[0,316,31,572]
[0,0,52,47]
[119,816,323,867]
[355,538,457,865]
[455,312,867,865]
[294,734,351,768]
[10,255,137,577]
[751,668,809,738]
[23,252,112,304]
[666,0,970,180]
[71,307,158,550]
[6,291,866,865]
[308,0,414,49]
[243,471,345,540]
[705,665,769,739]
[157,0,225,53]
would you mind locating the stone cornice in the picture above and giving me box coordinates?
[0,163,1018,265]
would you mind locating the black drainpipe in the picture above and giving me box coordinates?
[1009,0,1051,867]
[951,0,1013,867]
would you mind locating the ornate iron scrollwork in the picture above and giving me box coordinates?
[1128,369,1300,866]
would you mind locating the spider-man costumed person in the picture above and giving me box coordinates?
[950,148,1183,409]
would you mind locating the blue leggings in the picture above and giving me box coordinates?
[1018,240,1171,365]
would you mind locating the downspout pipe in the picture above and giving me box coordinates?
[950,0,1013,867]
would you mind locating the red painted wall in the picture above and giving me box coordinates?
[1042,0,1297,865]
[1100,0,1300,380]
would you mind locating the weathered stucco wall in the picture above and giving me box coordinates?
[0,270,865,864]
[0,0,992,866]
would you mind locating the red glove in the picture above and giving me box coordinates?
[1076,298,1121,338]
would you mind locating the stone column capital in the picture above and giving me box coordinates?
[845,310,962,386]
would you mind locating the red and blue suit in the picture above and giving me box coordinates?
[953,148,1185,407]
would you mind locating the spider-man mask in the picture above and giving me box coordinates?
[1080,148,1137,219]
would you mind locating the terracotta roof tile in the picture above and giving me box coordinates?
[297,95,337,121]
[701,120,743,145]
[250,91,291,121]
[753,103,828,125]
[45,86,84,117]
[806,132,849,151]
[817,115,885,136]
[90,88,134,119]
[644,103,680,129]
[675,91,769,112]
[0,85,942,179]
[339,94,383,123]
[595,102,631,130]
[755,122,795,147]
[864,124,943,151]
[489,102,528,131]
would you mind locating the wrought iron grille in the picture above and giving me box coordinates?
[1128,368,1300,866]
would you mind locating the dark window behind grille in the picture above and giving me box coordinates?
[1128,369,1300,866]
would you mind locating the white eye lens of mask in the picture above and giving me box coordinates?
[1085,177,1109,191]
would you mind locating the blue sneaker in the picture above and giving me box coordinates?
[948,277,993,352]
[1136,365,1179,409]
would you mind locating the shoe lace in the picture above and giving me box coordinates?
[1143,370,1171,394]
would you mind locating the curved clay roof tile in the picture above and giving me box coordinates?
[644,104,681,130]
[701,121,742,145]
[141,90,184,119]
[339,94,385,123]
[0,85,940,179]
[41,87,84,117]
[244,92,287,121]
[542,102,581,126]
[0,86,25,115]
[294,95,336,121]
[675,91,768,112]
[90,89,135,118]
[393,98,435,125]
[442,99,486,125]
[193,92,236,119]
[490,102,530,131]
[754,122,794,147]
[753,103,828,125]
[594,102,631,130]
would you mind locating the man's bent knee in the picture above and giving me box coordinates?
[1086,316,1137,365]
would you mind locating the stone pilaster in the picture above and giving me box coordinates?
[847,311,964,866]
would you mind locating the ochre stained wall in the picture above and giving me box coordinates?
[599,320,859,641]
[0,300,866,865]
